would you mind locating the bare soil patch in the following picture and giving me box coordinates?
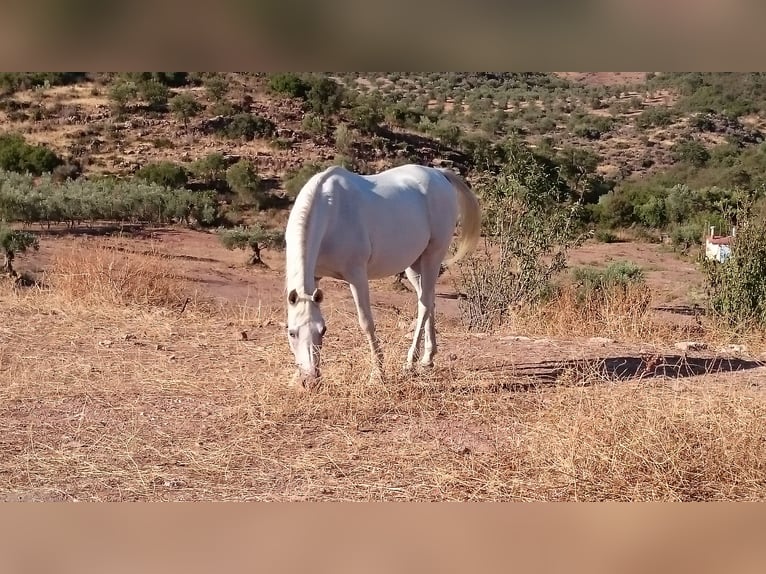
[1,231,764,501]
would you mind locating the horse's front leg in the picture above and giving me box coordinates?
[347,274,384,381]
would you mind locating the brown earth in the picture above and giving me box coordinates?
[1,229,764,501]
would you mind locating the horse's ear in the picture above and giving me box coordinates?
[288,289,298,305]
[312,288,324,304]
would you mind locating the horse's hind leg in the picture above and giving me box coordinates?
[405,254,440,369]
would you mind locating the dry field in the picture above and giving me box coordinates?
[1,228,765,501]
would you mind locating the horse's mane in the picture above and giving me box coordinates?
[285,167,338,296]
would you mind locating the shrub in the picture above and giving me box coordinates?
[138,79,170,112]
[224,113,275,140]
[307,77,344,117]
[0,224,39,277]
[108,81,137,117]
[669,223,703,253]
[0,133,62,175]
[0,72,87,94]
[453,140,587,331]
[703,213,766,331]
[350,103,383,135]
[672,139,710,167]
[204,75,229,102]
[135,161,188,188]
[169,92,202,130]
[334,123,355,155]
[190,152,227,186]
[595,229,620,243]
[225,160,265,208]
[284,162,323,199]
[301,113,327,137]
[636,106,677,129]
[218,224,285,265]
[268,73,311,99]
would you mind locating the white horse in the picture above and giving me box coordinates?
[284,163,481,388]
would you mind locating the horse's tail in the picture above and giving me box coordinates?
[438,168,481,267]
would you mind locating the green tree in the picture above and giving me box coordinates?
[191,153,227,186]
[0,225,39,277]
[0,133,62,175]
[219,224,285,265]
[226,160,265,208]
[135,161,188,188]
[170,92,202,131]
[204,75,229,102]
[454,140,587,331]
[307,77,344,117]
[704,210,766,330]
[108,80,137,118]
[138,79,170,112]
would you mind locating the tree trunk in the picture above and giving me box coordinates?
[247,244,264,266]
[2,250,16,277]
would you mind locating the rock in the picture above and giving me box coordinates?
[718,344,748,354]
[674,341,707,352]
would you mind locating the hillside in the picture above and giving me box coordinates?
[2,72,766,502]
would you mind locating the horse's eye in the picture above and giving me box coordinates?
[288,330,297,339]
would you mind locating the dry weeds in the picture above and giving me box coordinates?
[47,244,193,309]
[0,249,764,501]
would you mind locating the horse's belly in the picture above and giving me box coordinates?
[365,232,431,279]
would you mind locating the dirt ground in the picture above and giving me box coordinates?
[1,229,764,501]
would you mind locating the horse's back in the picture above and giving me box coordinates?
[307,164,461,279]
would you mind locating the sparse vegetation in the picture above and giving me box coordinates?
[218,224,285,265]
[3,72,766,502]
[0,224,38,276]
[0,133,62,175]
[170,92,202,131]
[704,210,766,331]
[454,140,586,332]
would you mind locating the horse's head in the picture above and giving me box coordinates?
[285,287,326,387]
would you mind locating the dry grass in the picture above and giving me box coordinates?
[0,249,765,501]
[513,282,693,344]
[47,244,192,309]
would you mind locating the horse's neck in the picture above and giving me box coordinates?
[286,186,327,297]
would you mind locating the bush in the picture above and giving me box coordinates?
[572,261,646,299]
[224,113,275,140]
[307,77,344,117]
[334,123,355,155]
[169,93,202,130]
[204,75,229,102]
[268,73,311,99]
[0,133,62,175]
[284,162,323,199]
[135,161,189,188]
[190,153,227,186]
[636,106,677,129]
[703,213,766,330]
[0,224,39,277]
[138,79,170,112]
[454,140,586,331]
[218,224,285,265]
[225,160,265,208]
[672,139,711,167]
[350,103,383,135]
[108,81,137,117]
[595,229,620,243]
